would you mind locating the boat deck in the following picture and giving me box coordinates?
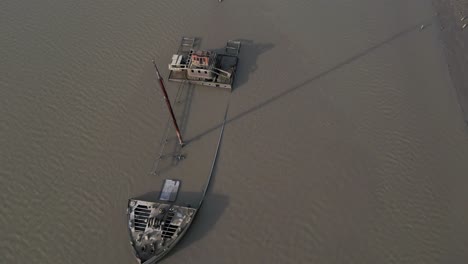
[168,37,241,89]
[168,54,238,89]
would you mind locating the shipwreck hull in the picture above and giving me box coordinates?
[127,197,197,263]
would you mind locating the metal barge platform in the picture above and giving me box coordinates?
[168,37,241,89]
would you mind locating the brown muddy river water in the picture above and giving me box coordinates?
[2,0,468,263]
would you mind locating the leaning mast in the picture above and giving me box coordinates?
[152,60,184,146]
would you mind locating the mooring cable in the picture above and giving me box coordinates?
[198,96,231,208]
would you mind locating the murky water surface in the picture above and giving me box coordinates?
[2,0,468,263]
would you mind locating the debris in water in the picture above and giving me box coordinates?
[420,24,425,31]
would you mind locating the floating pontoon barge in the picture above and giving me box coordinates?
[168,37,241,89]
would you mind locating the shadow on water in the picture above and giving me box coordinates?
[187,18,435,143]
[214,39,274,91]
[151,39,273,175]
[163,148,228,260]
[134,18,436,261]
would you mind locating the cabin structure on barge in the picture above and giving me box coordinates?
[168,37,241,89]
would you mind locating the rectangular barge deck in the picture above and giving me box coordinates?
[167,37,241,90]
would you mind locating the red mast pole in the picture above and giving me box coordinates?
[152,60,185,146]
